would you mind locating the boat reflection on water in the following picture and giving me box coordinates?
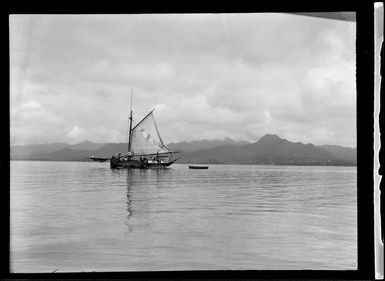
[123,168,174,233]
[125,167,173,189]
[126,170,133,219]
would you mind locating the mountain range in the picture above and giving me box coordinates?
[10,134,356,166]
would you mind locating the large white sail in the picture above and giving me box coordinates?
[130,110,171,156]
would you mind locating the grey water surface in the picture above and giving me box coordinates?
[10,161,356,272]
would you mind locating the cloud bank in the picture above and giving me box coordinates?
[10,13,356,146]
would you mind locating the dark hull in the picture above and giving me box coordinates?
[110,158,147,169]
[188,165,209,169]
[110,158,177,169]
[90,156,110,162]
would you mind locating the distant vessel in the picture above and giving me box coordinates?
[188,165,209,169]
[91,92,181,169]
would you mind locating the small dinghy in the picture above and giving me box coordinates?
[188,165,209,169]
[90,156,110,162]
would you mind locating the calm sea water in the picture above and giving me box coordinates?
[10,161,357,272]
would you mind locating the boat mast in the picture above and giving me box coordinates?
[127,89,133,154]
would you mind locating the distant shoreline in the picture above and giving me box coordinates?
[10,159,357,167]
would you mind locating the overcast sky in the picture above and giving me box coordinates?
[10,13,356,147]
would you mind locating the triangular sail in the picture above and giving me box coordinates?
[130,111,171,156]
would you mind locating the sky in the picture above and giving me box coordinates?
[10,13,356,147]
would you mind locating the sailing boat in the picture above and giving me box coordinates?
[92,93,181,169]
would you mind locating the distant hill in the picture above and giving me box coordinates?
[167,138,250,153]
[69,140,106,151]
[11,141,108,161]
[10,135,356,166]
[319,144,357,164]
[11,142,70,160]
[177,134,356,165]
[30,147,93,161]
[91,143,128,157]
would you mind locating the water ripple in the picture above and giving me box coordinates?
[11,161,357,272]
